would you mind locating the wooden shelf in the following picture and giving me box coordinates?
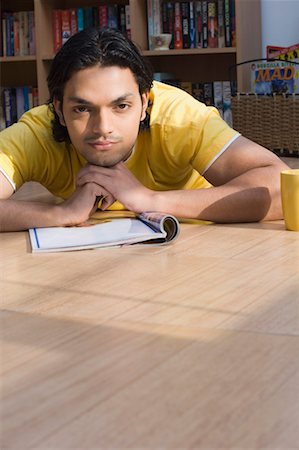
[1,0,262,105]
[143,47,237,57]
[0,56,36,62]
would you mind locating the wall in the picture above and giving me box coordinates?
[261,0,299,56]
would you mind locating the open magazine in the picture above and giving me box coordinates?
[29,211,180,253]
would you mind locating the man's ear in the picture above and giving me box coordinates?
[140,92,150,122]
[53,98,66,126]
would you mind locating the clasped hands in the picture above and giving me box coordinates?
[76,162,155,213]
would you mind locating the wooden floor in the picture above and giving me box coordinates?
[1,157,299,449]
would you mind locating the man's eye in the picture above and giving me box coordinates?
[117,103,129,110]
[74,106,88,113]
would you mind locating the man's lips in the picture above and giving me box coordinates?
[88,140,118,149]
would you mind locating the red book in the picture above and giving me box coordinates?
[207,0,218,48]
[98,5,108,28]
[70,8,77,36]
[52,9,62,53]
[174,2,182,49]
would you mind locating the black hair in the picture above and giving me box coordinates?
[47,27,153,142]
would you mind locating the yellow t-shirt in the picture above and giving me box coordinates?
[0,81,240,209]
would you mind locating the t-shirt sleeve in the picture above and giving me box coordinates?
[190,107,240,175]
[0,121,41,190]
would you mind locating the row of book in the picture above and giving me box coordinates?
[1,10,36,57]
[0,77,234,130]
[0,86,39,130]
[154,73,234,126]
[53,5,131,53]
[148,0,236,50]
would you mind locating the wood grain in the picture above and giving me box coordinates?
[1,157,299,449]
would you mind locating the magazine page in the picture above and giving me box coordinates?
[28,212,180,253]
[137,212,180,243]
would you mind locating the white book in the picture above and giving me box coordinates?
[29,212,180,253]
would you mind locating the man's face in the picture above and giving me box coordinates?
[54,65,149,167]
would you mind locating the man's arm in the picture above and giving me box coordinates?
[0,172,115,231]
[77,136,290,223]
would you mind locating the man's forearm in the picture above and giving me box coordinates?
[0,199,66,232]
[150,166,283,222]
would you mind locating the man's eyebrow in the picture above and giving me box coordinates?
[110,93,134,105]
[68,97,93,105]
[67,93,134,105]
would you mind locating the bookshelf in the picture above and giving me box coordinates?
[1,0,262,106]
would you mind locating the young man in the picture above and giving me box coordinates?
[0,28,289,231]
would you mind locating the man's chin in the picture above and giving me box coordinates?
[94,150,133,167]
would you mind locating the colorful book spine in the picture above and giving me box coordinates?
[70,9,77,36]
[181,2,190,49]
[118,5,126,35]
[125,5,131,39]
[52,9,62,53]
[28,11,36,55]
[217,0,225,48]
[207,0,218,48]
[224,0,231,47]
[77,8,84,32]
[195,1,203,48]
[107,5,119,29]
[201,1,208,48]
[61,9,71,45]
[189,1,196,49]
[98,5,108,28]
[13,13,20,56]
[174,2,182,49]
[230,0,236,47]
[152,0,161,35]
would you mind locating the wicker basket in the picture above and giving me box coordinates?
[231,93,299,156]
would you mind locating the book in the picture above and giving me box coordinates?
[207,0,218,48]
[163,2,174,48]
[194,1,203,48]
[13,12,20,56]
[224,0,231,47]
[174,2,183,49]
[266,43,299,61]
[189,1,196,48]
[77,8,84,32]
[61,9,71,45]
[152,0,162,35]
[217,0,225,47]
[70,9,77,36]
[230,0,236,47]
[147,0,154,49]
[107,5,119,29]
[251,60,299,94]
[125,5,131,39]
[203,82,214,105]
[181,2,190,49]
[52,9,62,53]
[29,211,180,253]
[213,81,223,117]
[28,11,36,55]
[201,0,208,48]
[222,80,232,126]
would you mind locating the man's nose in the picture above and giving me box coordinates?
[90,110,113,136]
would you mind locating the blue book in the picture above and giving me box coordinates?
[108,5,119,29]
[83,7,93,28]
[189,1,196,48]
[77,8,84,32]
[23,86,29,112]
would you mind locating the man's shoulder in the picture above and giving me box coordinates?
[19,104,53,127]
[149,81,209,127]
